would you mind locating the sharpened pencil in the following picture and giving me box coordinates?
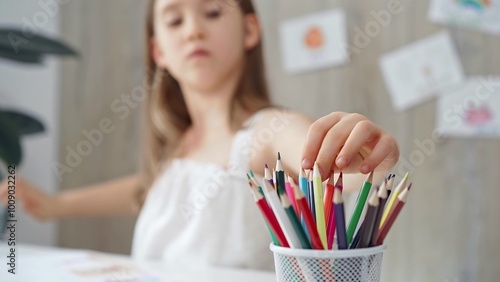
[377,183,412,245]
[347,171,373,245]
[281,195,311,249]
[358,190,380,248]
[262,180,302,248]
[291,181,324,250]
[333,186,348,250]
[313,162,327,249]
[381,172,408,227]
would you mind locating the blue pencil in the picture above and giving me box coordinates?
[334,186,347,249]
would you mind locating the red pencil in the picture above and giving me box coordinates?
[249,183,289,247]
[291,181,324,250]
[376,183,412,245]
[285,175,298,215]
[323,172,335,225]
[326,172,343,233]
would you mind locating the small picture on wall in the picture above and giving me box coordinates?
[279,9,348,74]
[379,31,465,111]
[429,0,500,34]
[436,77,500,138]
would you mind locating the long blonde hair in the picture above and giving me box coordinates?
[134,0,272,209]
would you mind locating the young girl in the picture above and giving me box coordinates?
[0,0,399,271]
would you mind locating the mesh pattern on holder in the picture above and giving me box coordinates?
[270,244,385,282]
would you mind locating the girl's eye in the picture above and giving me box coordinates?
[206,8,222,19]
[168,18,182,27]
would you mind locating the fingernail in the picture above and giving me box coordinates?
[361,165,370,174]
[336,156,348,168]
[302,158,312,169]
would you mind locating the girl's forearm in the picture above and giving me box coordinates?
[54,174,139,219]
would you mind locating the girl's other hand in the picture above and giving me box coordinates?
[0,177,59,221]
[301,112,399,180]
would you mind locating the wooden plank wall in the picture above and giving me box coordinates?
[58,0,147,254]
[58,0,500,281]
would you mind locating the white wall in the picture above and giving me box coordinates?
[0,0,62,246]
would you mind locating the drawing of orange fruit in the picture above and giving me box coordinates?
[304,26,324,49]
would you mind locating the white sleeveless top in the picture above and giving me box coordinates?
[131,111,274,271]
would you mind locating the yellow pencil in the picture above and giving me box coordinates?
[380,172,408,227]
[313,162,327,249]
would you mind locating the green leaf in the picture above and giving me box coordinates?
[0,111,22,166]
[0,109,45,136]
[0,28,78,62]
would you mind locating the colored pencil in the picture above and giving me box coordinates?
[327,172,343,249]
[347,171,373,244]
[285,175,298,214]
[376,183,412,245]
[313,162,327,249]
[323,172,335,225]
[291,181,324,250]
[326,193,337,249]
[275,153,286,197]
[273,168,277,191]
[385,174,395,201]
[264,164,274,188]
[281,195,312,249]
[298,168,310,241]
[349,222,362,249]
[287,175,301,218]
[381,172,408,227]
[262,180,302,248]
[327,172,343,233]
[307,170,316,222]
[248,181,288,247]
[371,180,389,246]
[358,190,380,248]
[333,186,348,250]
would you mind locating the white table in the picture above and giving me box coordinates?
[0,243,277,282]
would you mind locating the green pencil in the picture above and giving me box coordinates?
[281,195,312,249]
[346,171,373,244]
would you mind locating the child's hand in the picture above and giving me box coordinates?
[0,177,59,221]
[301,112,399,179]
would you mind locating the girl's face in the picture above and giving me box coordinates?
[152,0,260,92]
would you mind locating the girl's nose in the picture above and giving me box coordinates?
[185,16,205,41]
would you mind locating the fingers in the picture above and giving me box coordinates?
[301,112,344,170]
[302,111,398,178]
[314,119,353,179]
[336,120,381,172]
[359,135,397,173]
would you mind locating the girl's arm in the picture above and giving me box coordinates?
[1,174,140,221]
[56,174,140,218]
[251,109,399,191]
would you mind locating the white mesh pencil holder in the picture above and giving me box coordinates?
[270,243,385,282]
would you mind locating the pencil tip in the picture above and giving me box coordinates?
[265,163,269,169]
[249,170,255,177]
[277,152,281,160]
[367,171,374,181]
[407,183,413,191]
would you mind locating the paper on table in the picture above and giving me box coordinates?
[436,77,500,138]
[379,31,465,111]
[279,9,349,74]
[429,0,500,35]
[1,249,174,282]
